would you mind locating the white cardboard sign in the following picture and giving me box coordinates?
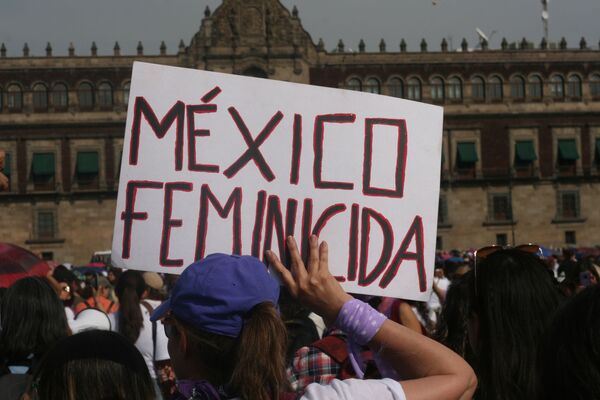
[112,62,443,300]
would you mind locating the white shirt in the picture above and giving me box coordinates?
[65,306,75,325]
[302,379,406,400]
[428,277,450,311]
[110,300,169,378]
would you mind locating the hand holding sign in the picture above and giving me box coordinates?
[266,235,352,324]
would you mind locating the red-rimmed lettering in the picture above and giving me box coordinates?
[381,216,425,291]
[121,180,164,259]
[363,118,408,198]
[313,114,356,190]
[130,97,185,170]
[194,185,243,260]
[160,182,193,267]
[223,108,283,181]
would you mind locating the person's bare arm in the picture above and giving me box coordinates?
[266,236,477,400]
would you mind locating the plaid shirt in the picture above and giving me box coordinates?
[287,344,341,392]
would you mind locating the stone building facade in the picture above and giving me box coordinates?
[1,0,600,263]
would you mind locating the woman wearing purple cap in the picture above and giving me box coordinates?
[151,236,477,400]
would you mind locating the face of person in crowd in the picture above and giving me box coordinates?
[58,282,72,301]
[580,271,598,287]
[434,268,445,279]
[98,284,110,298]
[107,270,117,284]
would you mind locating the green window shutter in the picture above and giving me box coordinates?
[76,151,99,174]
[32,153,55,176]
[456,142,478,163]
[558,139,579,161]
[595,138,600,160]
[3,153,10,176]
[515,140,537,162]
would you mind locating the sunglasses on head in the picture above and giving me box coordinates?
[473,244,542,296]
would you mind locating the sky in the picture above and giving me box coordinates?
[1,0,598,57]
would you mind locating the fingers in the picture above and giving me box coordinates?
[265,250,297,295]
[318,241,329,275]
[287,236,308,282]
[306,235,319,275]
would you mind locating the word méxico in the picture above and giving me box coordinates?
[128,89,408,199]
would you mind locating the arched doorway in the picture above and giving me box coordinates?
[242,66,268,79]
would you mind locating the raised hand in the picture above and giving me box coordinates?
[266,235,351,324]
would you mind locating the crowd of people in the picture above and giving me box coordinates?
[0,236,599,399]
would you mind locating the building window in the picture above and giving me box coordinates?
[488,76,503,101]
[123,82,131,106]
[78,82,94,108]
[557,139,579,175]
[557,191,580,220]
[471,77,485,101]
[550,75,565,99]
[590,74,600,98]
[490,193,512,222]
[489,193,512,222]
[32,83,48,111]
[565,230,576,245]
[407,78,421,101]
[0,86,3,111]
[510,76,525,100]
[496,233,508,246]
[436,236,443,250]
[566,75,582,99]
[346,78,361,91]
[51,83,68,109]
[31,152,55,191]
[595,138,600,167]
[363,78,381,94]
[7,84,23,111]
[35,210,57,240]
[447,77,462,100]
[514,140,537,176]
[528,75,543,100]
[242,67,268,78]
[455,141,478,178]
[97,82,113,107]
[75,151,100,189]
[430,77,445,101]
[438,194,448,225]
[388,78,403,98]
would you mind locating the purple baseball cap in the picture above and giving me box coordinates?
[150,253,280,337]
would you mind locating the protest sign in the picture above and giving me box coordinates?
[111,62,443,300]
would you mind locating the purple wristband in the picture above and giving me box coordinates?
[334,298,387,345]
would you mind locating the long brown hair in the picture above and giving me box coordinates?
[115,271,146,342]
[178,302,288,400]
